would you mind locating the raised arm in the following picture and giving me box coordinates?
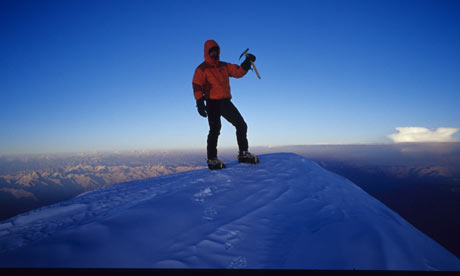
[227,63,248,79]
[227,53,256,78]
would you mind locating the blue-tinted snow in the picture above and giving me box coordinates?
[0,153,459,270]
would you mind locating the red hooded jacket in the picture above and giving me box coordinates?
[192,40,248,100]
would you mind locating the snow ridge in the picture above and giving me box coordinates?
[0,153,459,270]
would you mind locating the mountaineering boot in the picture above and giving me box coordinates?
[207,159,226,170]
[237,151,259,164]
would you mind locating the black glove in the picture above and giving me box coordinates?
[241,54,256,71]
[196,98,207,117]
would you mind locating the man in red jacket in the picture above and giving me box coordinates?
[193,40,258,170]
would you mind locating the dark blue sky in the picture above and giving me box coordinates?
[1,0,459,154]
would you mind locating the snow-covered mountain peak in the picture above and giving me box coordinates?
[0,153,459,270]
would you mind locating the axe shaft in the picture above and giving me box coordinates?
[245,52,261,79]
[250,60,261,79]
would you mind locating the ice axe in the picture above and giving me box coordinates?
[239,48,261,79]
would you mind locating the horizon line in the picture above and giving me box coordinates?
[2,142,460,158]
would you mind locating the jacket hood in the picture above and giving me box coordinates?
[204,40,220,65]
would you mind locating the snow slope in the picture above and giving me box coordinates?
[0,153,459,270]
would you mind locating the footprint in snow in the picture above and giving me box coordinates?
[203,207,218,221]
[191,178,205,184]
[193,187,213,203]
[228,256,247,269]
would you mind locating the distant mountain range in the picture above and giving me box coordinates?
[1,163,204,192]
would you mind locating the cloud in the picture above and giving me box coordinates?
[388,127,459,143]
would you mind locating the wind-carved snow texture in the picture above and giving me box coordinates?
[0,153,459,270]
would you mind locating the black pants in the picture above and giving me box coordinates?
[206,99,248,160]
